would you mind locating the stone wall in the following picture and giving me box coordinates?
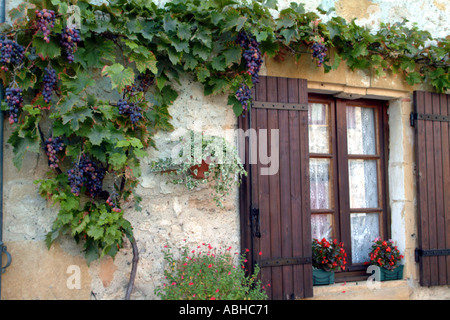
[1,0,449,300]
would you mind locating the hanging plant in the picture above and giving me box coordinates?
[150,130,247,208]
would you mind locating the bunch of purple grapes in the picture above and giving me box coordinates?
[311,41,327,67]
[236,31,263,84]
[122,72,153,97]
[106,192,122,213]
[42,67,57,103]
[117,99,143,125]
[67,165,84,196]
[0,39,25,71]
[135,70,153,93]
[35,9,56,43]
[60,27,81,63]
[68,154,105,197]
[45,137,64,169]
[235,83,251,111]
[5,87,23,124]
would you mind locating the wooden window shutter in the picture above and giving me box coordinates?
[239,76,313,299]
[413,91,450,286]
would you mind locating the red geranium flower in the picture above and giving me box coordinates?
[367,239,403,271]
[312,238,346,272]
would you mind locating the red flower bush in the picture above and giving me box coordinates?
[312,238,347,272]
[155,243,267,300]
[366,238,404,271]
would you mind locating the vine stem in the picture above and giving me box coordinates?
[119,162,139,301]
[125,237,139,300]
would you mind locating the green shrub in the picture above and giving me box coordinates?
[155,243,267,300]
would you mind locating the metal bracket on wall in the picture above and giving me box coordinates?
[410,112,450,127]
[415,248,450,262]
[1,242,12,274]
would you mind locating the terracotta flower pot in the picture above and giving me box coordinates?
[189,158,210,179]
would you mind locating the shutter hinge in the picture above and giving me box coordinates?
[415,248,450,262]
[252,101,308,111]
[410,112,450,127]
[258,257,312,267]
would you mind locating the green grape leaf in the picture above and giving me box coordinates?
[101,63,135,92]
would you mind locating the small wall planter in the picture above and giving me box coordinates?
[312,268,335,286]
[379,265,404,281]
[189,159,210,179]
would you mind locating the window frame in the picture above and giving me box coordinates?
[308,94,390,281]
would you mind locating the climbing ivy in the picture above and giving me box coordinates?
[0,0,448,269]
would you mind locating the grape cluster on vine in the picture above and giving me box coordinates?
[42,66,57,103]
[106,192,122,213]
[67,154,105,198]
[311,41,327,67]
[123,72,153,97]
[45,137,64,169]
[135,70,153,93]
[234,32,263,111]
[35,9,56,43]
[0,39,25,71]
[235,84,251,111]
[5,87,23,124]
[236,31,263,84]
[60,27,81,63]
[117,99,143,125]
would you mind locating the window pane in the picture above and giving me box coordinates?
[308,103,330,153]
[312,214,333,240]
[347,107,376,155]
[351,213,380,263]
[348,159,378,208]
[310,158,333,210]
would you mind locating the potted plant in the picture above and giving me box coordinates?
[312,238,347,285]
[154,243,267,300]
[150,130,247,208]
[365,238,404,281]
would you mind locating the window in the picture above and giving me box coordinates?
[308,94,389,278]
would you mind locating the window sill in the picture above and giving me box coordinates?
[305,279,410,300]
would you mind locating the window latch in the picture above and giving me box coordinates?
[252,207,261,238]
